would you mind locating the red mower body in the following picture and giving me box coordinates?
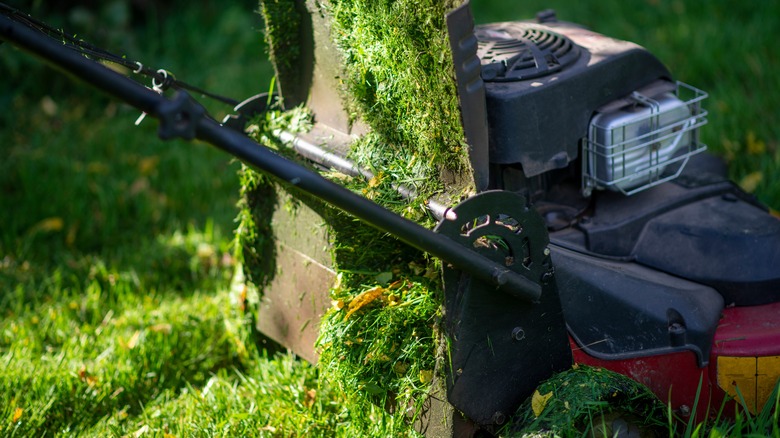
[573,302,780,419]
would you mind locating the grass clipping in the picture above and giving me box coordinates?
[301,0,477,427]
[326,0,475,200]
[249,0,473,434]
[239,107,444,434]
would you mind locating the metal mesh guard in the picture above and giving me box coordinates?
[582,81,708,196]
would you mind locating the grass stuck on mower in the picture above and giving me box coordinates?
[2,0,779,436]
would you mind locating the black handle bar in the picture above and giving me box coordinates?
[0,13,542,303]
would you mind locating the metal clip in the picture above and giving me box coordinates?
[135,69,173,126]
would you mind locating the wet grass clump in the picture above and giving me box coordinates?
[326,0,475,201]
[248,0,473,433]
[505,365,667,437]
[315,193,442,434]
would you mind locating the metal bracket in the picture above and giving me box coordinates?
[156,91,206,140]
[434,191,572,430]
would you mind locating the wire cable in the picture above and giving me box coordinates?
[0,2,240,107]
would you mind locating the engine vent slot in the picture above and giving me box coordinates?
[475,23,581,82]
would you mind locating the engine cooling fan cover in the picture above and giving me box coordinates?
[476,22,581,82]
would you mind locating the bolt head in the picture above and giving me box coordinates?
[511,327,525,341]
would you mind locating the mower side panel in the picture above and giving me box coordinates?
[255,188,335,363]
[552,245,723,367]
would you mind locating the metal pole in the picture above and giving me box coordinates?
[0,14,542,303]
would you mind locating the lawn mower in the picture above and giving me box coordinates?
[2,0,779,436]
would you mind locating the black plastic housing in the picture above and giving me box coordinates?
[552,245,723,367]
[478,20,671,177]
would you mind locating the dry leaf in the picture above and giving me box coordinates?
[746,131,766,155]
[305,388,317,408]
[127,330,141,349]
[393,362,409,375]
[66,223,78,247]
[344,286,385,319]
[40,96,58,116]
[27,217,64,235]
[368,172,384,188]
[133,425,149,437]
[138,156,160,175]
[149,323,172,334]
[129,178,150,196]
[739,171,763,193]
[531,390,553,417]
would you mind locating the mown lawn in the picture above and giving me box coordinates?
[1,0,778,436]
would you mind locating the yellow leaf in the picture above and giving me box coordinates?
[127,330,142,349]
[27,217,64,236]
[138,156,160,175]
[40,96,58,116]
[746,131,766,155]
[129,177,150,196]
[393,362,409,375]
[149,323,172,334]
[344,286,385,319]
[419,369,434,384]
[305,388,317,408]
[531,390,553,417]
[133,425,149,437]
[13,407,23,422]
[66,222,78,247]
[368,172,384,188]
[86,162,109,175]
[739,171,763,193]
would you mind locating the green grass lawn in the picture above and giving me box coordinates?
[1,0,778,436]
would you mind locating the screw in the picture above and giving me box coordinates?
[543,247,551,256]
[512,327,525,341]
[492,411,506,425]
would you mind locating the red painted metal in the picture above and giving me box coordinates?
[571,301,780,420]
[713,302,780,357]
